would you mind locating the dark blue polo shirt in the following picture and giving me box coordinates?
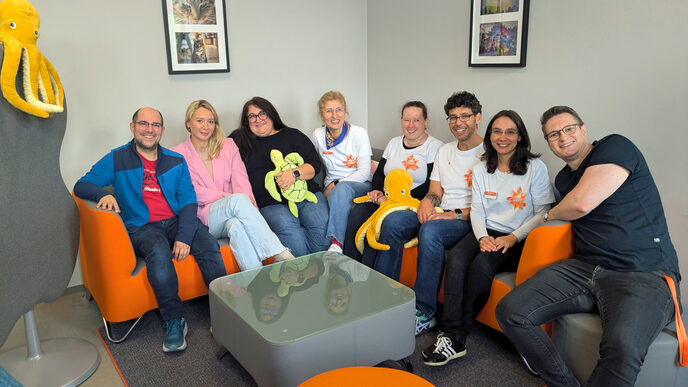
[555,134,679,275]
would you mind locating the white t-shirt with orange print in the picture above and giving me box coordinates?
[381,135,443,190]
[470,158,555,240]
[312,124,372,187]
[429,140,483,211]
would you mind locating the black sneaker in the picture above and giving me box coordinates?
[421,331,445,359]
[423,334,466,366]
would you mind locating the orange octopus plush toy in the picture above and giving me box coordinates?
[0,0,64,118]
[354,168,441,253]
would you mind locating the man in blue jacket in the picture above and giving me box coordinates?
[74,107,226,352]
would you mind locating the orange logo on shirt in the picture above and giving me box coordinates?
[464,169,473,187]
[343,154,358,168]
[507,187,527,210]
[402,155,419,171]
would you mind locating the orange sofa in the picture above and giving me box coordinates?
[73,194,251,340]
[396,220,574,332]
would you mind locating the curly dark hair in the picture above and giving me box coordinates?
[443,91,482,115]
[230,96,287,161]
[482,110,539,175]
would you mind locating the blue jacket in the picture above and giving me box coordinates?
[74,140,198,244]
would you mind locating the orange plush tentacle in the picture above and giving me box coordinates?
[35,53,56,105]
[0,43,48,117]
[354,218,372,254]
[43,57,63,106]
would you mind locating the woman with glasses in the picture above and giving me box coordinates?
[172,100,294,271]
[230,97,330,257]
[422,110,555,366]
[311,91,373,252]
[341,101,443,264]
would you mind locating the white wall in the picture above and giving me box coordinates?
[29,0,368,286]
[367,0,688,294]
[28,1,687,293]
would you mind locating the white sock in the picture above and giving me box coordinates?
[274,249,295,261]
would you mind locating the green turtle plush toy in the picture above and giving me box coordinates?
[265,149,318,217]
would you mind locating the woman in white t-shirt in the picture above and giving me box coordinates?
[311,91,372,252]
[423,110,555,366]
[342,101,443,264]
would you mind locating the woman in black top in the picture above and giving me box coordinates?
[230,97,330,257]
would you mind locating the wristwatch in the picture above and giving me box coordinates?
[543,211,549,222]
[455,209,462,220]
[292,169,301,180]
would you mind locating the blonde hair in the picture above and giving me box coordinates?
[317,90,347,123]
[185,100,225,159]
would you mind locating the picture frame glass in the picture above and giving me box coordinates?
[469,0,529,67]
[162,0,230,74]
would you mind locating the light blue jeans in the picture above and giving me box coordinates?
[259,191,330,257]
[208,193,287,271]
[326,181,371,244]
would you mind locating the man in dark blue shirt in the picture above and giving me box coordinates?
[497,106,681,386]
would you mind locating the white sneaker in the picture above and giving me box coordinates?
[328,244,343,253]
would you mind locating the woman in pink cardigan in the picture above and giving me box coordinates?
[172,100,293,270]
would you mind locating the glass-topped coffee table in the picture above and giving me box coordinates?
[209,251,415,386]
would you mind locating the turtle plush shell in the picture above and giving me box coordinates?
[264,149,318,217]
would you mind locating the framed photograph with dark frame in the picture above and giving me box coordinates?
[162,0,230,74]
[469,0,529,67]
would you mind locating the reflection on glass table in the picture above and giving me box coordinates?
[212,251,415,343]
[209,251,416,386]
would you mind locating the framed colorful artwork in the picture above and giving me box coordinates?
[162,0,230,74]
[469,0,530,67]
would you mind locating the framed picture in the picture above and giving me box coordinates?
[468,0,530,67]
[162,0,230,74]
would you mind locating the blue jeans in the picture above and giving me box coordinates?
[129,217,227,322]
[208,193,287,271]
[259,191,330,257]
[373,210,471,318]
[326,181,370,244]
[496,259,678,387]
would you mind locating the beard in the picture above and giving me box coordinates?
[134,137,159,152]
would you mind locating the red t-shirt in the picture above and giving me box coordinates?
[139,153,175,222]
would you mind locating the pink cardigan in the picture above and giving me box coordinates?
[171,137,255,226]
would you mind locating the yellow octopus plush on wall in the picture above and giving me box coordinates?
[354,168,441,253]
[0,0,64,118]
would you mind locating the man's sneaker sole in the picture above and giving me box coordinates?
[423,347,467,366]
[162,322,188,352]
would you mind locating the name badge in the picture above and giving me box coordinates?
[322,151,333,155]
[484,191,497,200]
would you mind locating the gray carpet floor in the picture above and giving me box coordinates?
[99,297,542,386]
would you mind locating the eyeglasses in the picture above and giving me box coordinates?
[324,107,345,114]
[492,129,518,137]
[446,113,475,124]
[544,124,580,142]
[247,111,268,123]
[134,120,162,129]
